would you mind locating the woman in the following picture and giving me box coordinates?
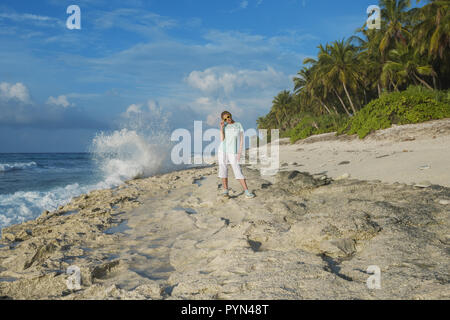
[218,111,255,198]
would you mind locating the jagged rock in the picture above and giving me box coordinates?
[0,166,448,300]
[24,242,58,270]
[16,229,33,241]
[90,260,120,282]
[2,233,16,242]
[275,171,327,193]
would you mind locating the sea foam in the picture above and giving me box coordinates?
[0,107,175,232]
[0,161,37,172]
[91,128,173,186]
[0,183,91,230]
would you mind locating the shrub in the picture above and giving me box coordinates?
[290,113,348,143]
[337,86,450,138]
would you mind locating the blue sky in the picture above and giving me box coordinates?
[0,0,398,152]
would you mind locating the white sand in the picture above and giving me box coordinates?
[276,118,450,187]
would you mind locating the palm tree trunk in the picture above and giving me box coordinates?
[331,104,339,115]
[377,83,382,98]
[275,113,281,128]
[342,83,357,115]
[391,80,399,92]
[413,73,433,90]
[318,99,332,115]
[283,108,288,122]
[333,89,351,116]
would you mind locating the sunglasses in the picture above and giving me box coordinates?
[223,115,231,120]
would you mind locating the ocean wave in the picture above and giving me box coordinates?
[0,161,37,173]
[0,110,176,232]
[0,180,116,231]
[0,129,174,231]
[91,128,174,186]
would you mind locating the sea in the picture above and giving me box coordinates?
[0,128,177,234]
[0,153,103,230]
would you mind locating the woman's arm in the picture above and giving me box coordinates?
[220,120,225,141]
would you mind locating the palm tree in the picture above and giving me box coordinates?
[379,0,413,59]
[315,39,361,115]
[308,70,338,115]
[413,0,450,60]
[294,65,337,115]
[381,43,437,90]
[304,46,352,116]
[272,90,293,128]
[293,67,309,94]
[260,0,450,134]
[351,28,384,97]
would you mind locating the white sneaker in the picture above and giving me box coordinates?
[245,191,255,199]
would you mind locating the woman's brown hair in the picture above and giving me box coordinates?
[221,111,231,119]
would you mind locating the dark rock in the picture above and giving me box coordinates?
[247,239,262,252]
[90,260,120,281]
[275,170,327,193]
[24,242,58,270]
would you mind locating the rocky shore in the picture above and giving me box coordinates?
[0,120,449,300]
[0,163,449,299]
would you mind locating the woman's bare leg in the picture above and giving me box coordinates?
[222,178,228,190]
[238,179,248,191]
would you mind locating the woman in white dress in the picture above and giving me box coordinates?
[218,111,255,198]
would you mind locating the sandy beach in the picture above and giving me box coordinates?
[0,119,449,300]
[278,118,450,188]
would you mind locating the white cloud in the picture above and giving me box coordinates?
[186,66,289,95]
[125,103,142,116]
[0,12,54,22]
[94,9,177,35]
[0,88,104,129]
[59,28,308,89]
[46,95,73,108]
[184,66,292,127]
[190,97,243,126]
[229,0,257,13]
[124,100,161,117]
[0,82,32,104]
[0,12,63,28]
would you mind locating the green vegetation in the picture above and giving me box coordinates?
[288,113,347,143]
[338,86,450,138]
[257,0,450,143]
